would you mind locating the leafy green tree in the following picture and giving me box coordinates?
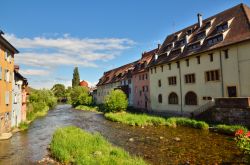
[72,67,80,87]
[104,89,128,112]
[51,84,66,99]
[70,86,92,107]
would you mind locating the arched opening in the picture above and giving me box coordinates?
[185,91,197,105]
[168,92,178,104]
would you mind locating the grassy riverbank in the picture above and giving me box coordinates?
[75,105,99,112]
[105,112,209,130]
[50,126,147,165]
[104,112,249,134]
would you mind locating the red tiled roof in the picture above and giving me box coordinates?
[79,80,88,87]
[150,3,250,67]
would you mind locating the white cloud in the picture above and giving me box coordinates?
[5,34,135,68]
[20,69,50,76]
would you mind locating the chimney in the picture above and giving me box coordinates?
[197,13,203,28]
[157,44,161,50]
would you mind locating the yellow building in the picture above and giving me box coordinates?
[0,31,19,134]
[149,4,250,116]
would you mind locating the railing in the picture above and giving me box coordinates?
[191,100,215,117]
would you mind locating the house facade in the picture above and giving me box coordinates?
[132,49,157,110]
[0,31,19,133]
[149,4,250,115]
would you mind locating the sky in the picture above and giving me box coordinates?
[1,0,249,89]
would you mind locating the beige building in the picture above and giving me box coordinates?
[149,4,250,115]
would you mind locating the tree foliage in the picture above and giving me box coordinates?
[51,84,66,99]
[104,89,128,112]
[72,67,80,88]
[70,86,92,107]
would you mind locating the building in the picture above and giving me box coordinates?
[0,31,19,133]
[148,4,250,116]
[96,62,136,105]
[132,49,157,111]
[79,80,89,88]
[11,65,27,127]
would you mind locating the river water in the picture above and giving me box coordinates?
[0,105,247,164]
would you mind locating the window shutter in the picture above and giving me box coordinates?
[5,91,9,105]
[0,67,2,80]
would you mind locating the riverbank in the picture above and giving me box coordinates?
[50,126,148,165]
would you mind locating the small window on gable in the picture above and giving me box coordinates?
[224,49,229,59]
[186,59,189,67]
[209,53,213,62]
[196,56,200,64]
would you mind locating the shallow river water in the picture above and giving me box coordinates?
[0,105,248,164]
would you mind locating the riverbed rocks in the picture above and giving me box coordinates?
[173,137,181,142]
[38,157,60,165]
[129,138,134,142]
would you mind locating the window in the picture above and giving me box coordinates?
[142,86,145,92]
[169,92,178,104]
[4,69,10,82]
[158,94,162,103]
[128,79,131,84]
[154,67,156,73]
[139,90,142,96]
[168,76,177,85]
[5,91,10,105]
[207,35,223,45]
[146,86,148,92]
[161,65,163,72]
[217,23,228,33]
[196,31,206,40]
[209,53,213,62]
[205,70,220,81]
[158,79,161,87]
[224,49,229,59]
[186,59,189,67]
[188,43,201,51]
[176,61,180,68]
[196,56,200,64]
[185,91,197,105]
[142,74,144,80]
[185,74,195,84]
[145,74,148,80]
[168,64,171,70]
[151,68,153,74]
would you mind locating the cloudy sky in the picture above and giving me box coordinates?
[1,0,248,89]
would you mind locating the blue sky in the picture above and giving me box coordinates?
[1,0,249,89]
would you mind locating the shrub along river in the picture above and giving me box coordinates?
[0,104,248,164]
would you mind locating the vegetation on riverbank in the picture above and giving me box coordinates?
[50,126,147,165]
[18,121,29,131]
[214,124,248,135]
[104,112,209,130]
[27,89,57,122]
[75,105,99,111]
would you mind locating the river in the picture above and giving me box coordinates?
[0,105,247,164]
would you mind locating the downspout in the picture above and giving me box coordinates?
[178,62,183,116]
[219,51,224,97]
[236,45,241,96]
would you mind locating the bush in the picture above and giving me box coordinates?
[235,129,250,155]
[50,126,147,165]
[70,86,92,107]
[215,124,248,135]
[166,117,209,130]
[104,90,128,113]
[27,89,57,122]
[18,121,29,130]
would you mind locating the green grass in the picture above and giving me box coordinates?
[215,124,248,135]
[50,126,147,165]
[18,121,29,131]
[75,105,99,112]
[104,112,209,130]
[27,106,50,122]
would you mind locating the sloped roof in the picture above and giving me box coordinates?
[150,3,250,67]
[0,32,19,54]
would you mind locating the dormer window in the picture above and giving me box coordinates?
[166,42,174,51]
[216,23,228,33]
[207,34,223,46]
[205,21,211,29]
[188,42,201,51]
[171,48,183,56]
[186,29,193,35]
[196,31,206,40]
[175,39,185,48]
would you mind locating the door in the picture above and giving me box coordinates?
[227,86,237,97]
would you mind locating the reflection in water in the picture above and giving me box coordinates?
[0,105,247,165]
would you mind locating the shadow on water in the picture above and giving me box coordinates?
[0,104,248,165]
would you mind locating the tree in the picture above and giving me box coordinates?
[104,89,128,112]
[70,86,92,107]
[72,67,80,88]
[51,84,66,99]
